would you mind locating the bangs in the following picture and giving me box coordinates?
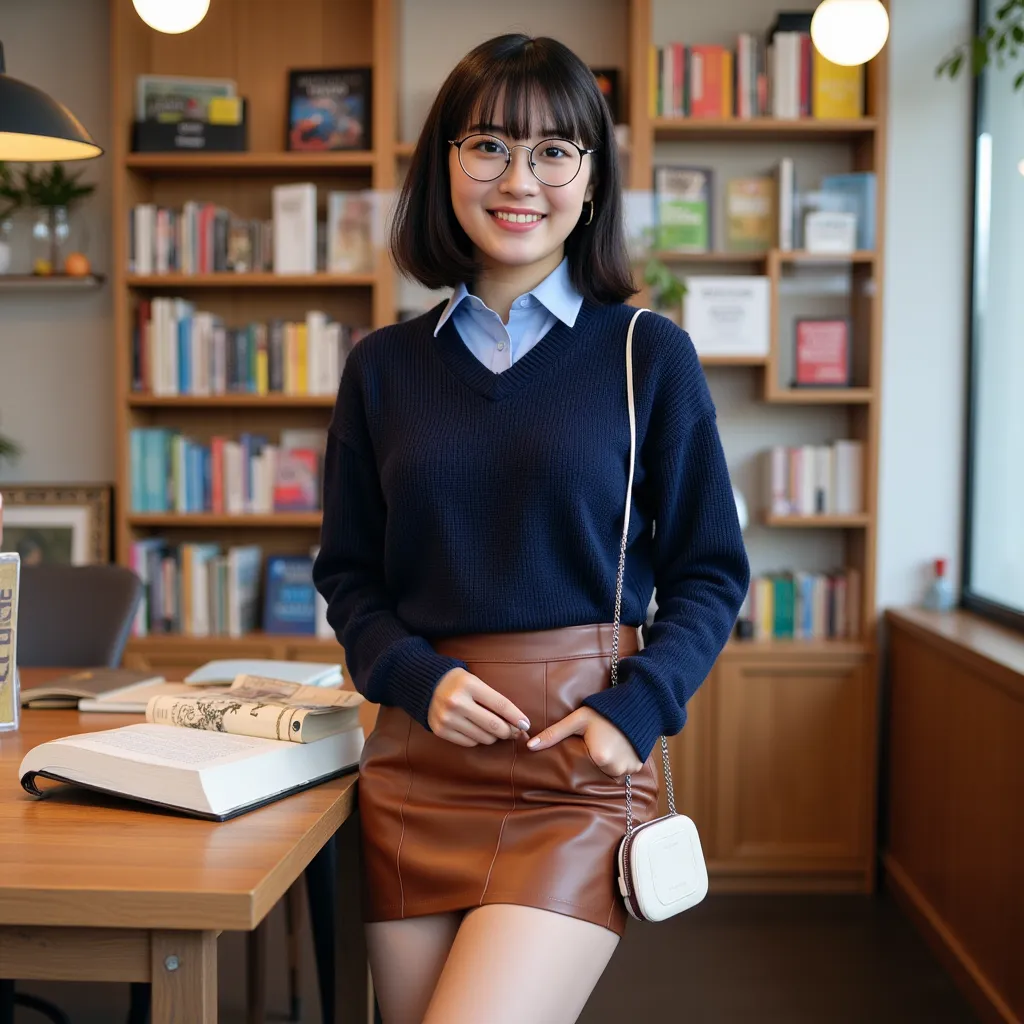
[445,44,604,148]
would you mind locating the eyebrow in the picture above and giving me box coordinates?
[468,122,564,138]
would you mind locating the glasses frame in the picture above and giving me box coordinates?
[448,134,597,187]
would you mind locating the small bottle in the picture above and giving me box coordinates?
[923,558,955,613]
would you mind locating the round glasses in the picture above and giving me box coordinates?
[449,134,596,187]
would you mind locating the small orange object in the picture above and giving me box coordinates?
[63,252,91,276]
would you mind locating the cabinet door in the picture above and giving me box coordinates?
[664,679,713,845]
[712,654,873,872]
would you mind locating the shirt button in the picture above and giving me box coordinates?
[497,341,506,351]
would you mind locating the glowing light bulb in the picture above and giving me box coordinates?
[811,0,889,67]
[132,0,210,34]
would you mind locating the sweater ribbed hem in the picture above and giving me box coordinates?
[384,641,468,731]
[582,678,671,763]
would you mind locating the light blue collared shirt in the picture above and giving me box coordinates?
[433,257,584,373]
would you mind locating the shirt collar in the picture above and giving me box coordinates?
[433,258,584,336]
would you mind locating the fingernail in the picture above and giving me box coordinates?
[527,737,539,749]
[518,719,531,732]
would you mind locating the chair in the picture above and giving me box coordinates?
[0,564,142,1024]
[16,564,142,668]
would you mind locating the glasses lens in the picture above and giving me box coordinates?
[531,139,582,187]
[458,135,510,181]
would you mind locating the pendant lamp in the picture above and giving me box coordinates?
[811,0,889,67]
[133,0,210,34]
[0,41,103,161]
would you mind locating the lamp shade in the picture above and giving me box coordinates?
[810,0,889,67]
[133,0,210,34]
[0,42,103,161]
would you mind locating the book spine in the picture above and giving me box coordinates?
[0,553,21,732]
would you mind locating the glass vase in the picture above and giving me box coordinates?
[31,205,70,275]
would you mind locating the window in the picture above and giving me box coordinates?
[963,0,1024,631]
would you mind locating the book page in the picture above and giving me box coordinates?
[59,723,272,769]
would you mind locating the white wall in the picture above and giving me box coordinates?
[876,0,974,609]
[0,0,114,485]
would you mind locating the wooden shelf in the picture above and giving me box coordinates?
[767,388,874,405]
[125,273,376,288]
[722,637,869,659]
[128,513,322,528]
[126,630,336,647]
[700,354,768,367]
[0,273,105,290]
[128,394,335,408]
[653,116,878,141]
[125,151,375,174]
[780,250,876,265]
[762,513,871,529]
[395,141,416,158]
[653,250,876,265]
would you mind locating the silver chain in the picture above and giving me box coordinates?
[612,308,677,839]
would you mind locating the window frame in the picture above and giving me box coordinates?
[960,0,1024,635]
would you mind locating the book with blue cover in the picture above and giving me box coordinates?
[263,554,316,635]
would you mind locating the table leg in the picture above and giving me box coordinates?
[246,921,267,1024]
[305,832,337,1024]
[336,811,368,1024]
[151,930,216,1024]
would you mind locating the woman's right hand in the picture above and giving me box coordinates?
[427,668,531,747]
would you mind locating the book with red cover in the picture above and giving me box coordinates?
[793,318,851,387]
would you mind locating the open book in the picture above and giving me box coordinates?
[19,675,365,819]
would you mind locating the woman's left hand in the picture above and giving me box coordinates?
[526,707,644,778]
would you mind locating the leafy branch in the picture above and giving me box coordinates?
[0,163,23,221]
[20,163,95,209]
[937,0,1024,91]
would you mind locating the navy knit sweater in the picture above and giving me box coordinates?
[312,300,750,761]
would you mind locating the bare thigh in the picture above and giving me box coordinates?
[422,904,620,1024]
[366,912,462,1024]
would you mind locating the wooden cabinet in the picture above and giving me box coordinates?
[667,646,877,891]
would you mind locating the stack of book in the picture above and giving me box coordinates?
[129,428,322,515]
[762,441,864,517]
[650,14,865,121]
[741,568,862,641]
[131,299,367,396]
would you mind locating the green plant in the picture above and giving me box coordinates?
[0,162,23,221]
[0,434,20,464]
[937,0,1024,90]
[643,257,688,313]
[21,162,95,209]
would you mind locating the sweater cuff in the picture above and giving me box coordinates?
[582,679,667,762]
[383,641,468,731]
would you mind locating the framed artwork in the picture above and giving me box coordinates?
[0,485,112,565]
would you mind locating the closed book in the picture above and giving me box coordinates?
[0,552,20,732]
[812,49,864,119]
[183,658,342,687]
[272,183,317,274]
[19,722,362,820]
[20,668,166,709]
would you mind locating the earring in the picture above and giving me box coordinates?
[583,200,594,226]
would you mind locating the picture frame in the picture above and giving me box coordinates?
[0,485,112,565]
[286,67,372,152]
[793,318,852,387]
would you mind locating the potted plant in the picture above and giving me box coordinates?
[643,256,688,323]
[0,162,23,275]
[20,163,95,275]
[937,1,1024,89]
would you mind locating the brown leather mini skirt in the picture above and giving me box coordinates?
[357,623,660,938]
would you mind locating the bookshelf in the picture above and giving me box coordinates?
[111,0,889,891]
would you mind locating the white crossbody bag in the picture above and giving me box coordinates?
[613,308,710,923]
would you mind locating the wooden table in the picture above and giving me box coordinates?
[0,669,368,1024]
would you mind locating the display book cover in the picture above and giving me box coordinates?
[19,763,356,822]
[287,67,372,151]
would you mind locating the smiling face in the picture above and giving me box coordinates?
[448,95,595,278]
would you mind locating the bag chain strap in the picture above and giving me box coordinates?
[611,308,677,838]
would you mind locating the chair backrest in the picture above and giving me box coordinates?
[17,564,143,668]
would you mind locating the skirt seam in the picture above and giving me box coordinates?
[394,714,414,918]
[479,732,517,903]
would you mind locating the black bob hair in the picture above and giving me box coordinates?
[390,34,636,305]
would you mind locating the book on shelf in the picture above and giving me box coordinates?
[819,173,877,251]
[263,554,318,635]
[327,191,374,273]
[739,568,861,641]
[762,441,864,517]
[654,166,712,252]
[129,429,323,515]
[131,299,364,397]
[18,676,363,820]
[130,541,262,638]
[0,551,20,733]
[129,202,273,276]
[650,19,864,122]
[273,183,317,274]
[725,177,775,252]
[287,67,371,151]
[183,659,342,687]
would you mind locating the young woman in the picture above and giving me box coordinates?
[313,33,749,1024]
